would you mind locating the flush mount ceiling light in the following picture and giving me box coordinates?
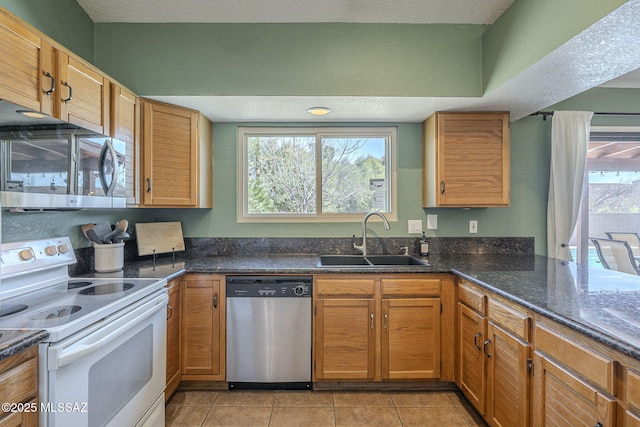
[17,110,46,119]
[307,106,331,116]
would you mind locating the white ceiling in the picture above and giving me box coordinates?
[76,0,640,123]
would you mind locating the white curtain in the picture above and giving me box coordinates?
[547,110,594,261]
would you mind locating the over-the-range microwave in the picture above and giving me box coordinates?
[0,100,126,210]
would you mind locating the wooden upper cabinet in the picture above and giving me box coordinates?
[423,112,510,207]
[141,99,213,208]
[55,51,110,135]
[0,9,55,114]
[0,7,111,135]
[111,84,140,206]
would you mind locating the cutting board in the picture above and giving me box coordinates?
[135,222,185,256]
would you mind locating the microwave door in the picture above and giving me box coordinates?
[4,134,71,195]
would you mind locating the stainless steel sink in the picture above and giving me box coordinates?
[318,254,429,267]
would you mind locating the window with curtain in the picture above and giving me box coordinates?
[571,127,640,266]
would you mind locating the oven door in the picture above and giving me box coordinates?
[41,290,167,427]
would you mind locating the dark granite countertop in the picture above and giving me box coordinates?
[0,330,48,362]
[112,252,640,361]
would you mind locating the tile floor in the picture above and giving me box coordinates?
[165,389,488,426]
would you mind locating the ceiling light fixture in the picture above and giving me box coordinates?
[17,110,46,119]
[307,106,331,116]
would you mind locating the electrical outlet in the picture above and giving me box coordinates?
[408,220,423,234]
[427,214,438,230]
[469,220,478,234]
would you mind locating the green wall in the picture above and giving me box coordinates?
[93,23,485,97]
[0,0,94,61]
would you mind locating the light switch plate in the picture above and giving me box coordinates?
[469,220,478,234]
[427,215,438,230]
[408,220,423,234]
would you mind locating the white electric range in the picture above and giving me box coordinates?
[0,237,168,427]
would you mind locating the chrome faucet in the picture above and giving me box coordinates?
[354,211,391,256]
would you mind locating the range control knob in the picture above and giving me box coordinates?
[19,249,35,261]
[45,245,58,256]
[293,285,306,296]
[57,244,70,254]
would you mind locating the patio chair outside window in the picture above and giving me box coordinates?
[591,238,640,275]
[604,232,640,263]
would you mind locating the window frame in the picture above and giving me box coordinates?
[237,126,398,223]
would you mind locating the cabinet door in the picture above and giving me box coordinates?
[424,112,510,207]
[314,298,375,380]
[165,279,181,401]
[141,100,198,207]
[56,51,109,134]
[458,302,486,415]
[486,322,530,427]
[0,398,38,427]
[181,276,225,380]
[0,10,54,115]
[381,298,440,379]
[532,352,616,427]
[111,84,140,205]
[626,411,640,427]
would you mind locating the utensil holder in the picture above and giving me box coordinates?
[94,242,124,272]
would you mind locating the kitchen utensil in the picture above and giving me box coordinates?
[85,228,103,244]
[117,219,129,232]
[102,229,120,244]
[81,223,95,240]
[112,230,130,243]
[92,222,113,244]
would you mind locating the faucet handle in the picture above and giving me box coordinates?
[399,246,409,256]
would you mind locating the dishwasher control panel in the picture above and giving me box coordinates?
[226,276,312,298]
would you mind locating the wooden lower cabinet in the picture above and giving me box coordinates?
[165,278,181,401]
[457,280,531,427]
[314,298,375,380]
[458,302,486,412]
[532,352,615,426]
[382,297,440,379]
[181,274,225,381]
[313,274,448,382]
[0,346,38,427]
[485,322,530,427]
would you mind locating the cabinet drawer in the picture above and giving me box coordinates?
[458,281,486,315]
[0,357,37,415]
[535,324,615,394]
[315,278,375,296]
[381,278,440,297]
[628,370,640,411]
[488,298,530,342]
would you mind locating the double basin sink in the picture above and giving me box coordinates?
[318,254,430,267]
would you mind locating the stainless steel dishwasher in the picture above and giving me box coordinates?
[226,275,312,390]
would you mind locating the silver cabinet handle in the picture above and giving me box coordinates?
[62,81,72,103]
[483,339,492,358]
[474,332,482,350]
[384,312,388,329]
[44,71,55,95]
[213,293,218,308]
[370,313,374,329]
[440,180,445,194]
[167,304,173,320]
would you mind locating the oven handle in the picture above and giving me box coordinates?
[49,292,168,370]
